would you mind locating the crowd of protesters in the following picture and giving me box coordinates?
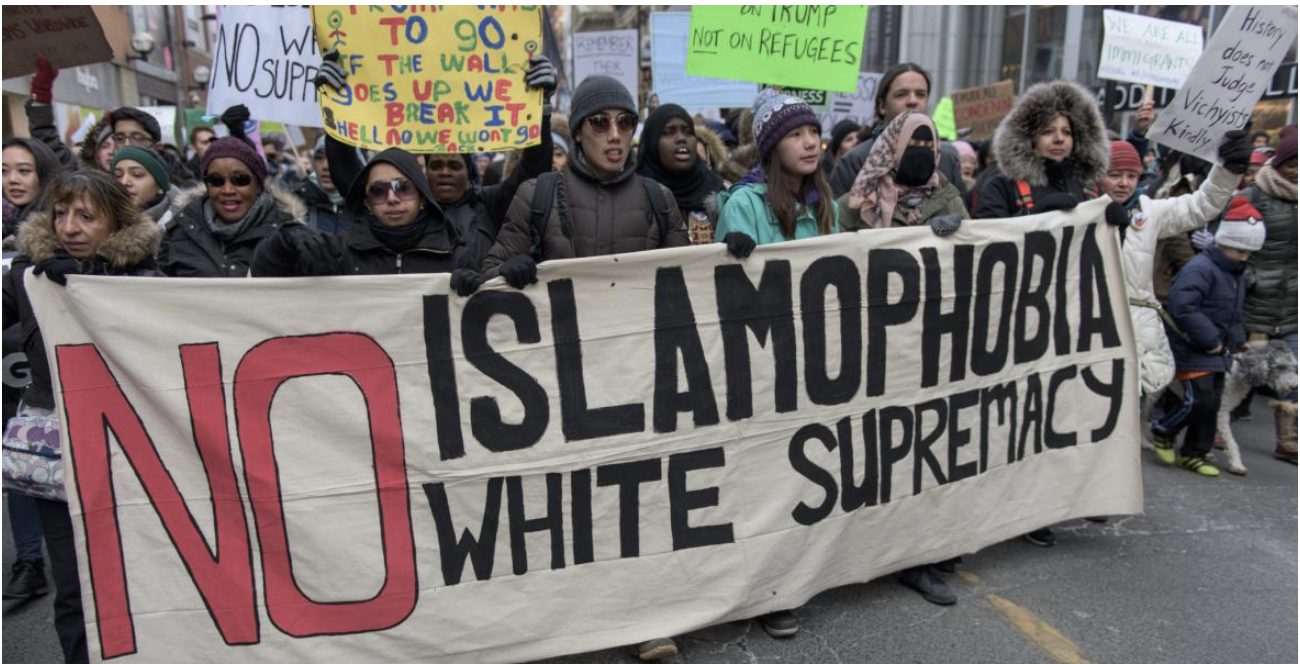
[2,47,1296,663]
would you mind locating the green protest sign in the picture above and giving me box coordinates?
[686,6,868,93]
[933,96,957,141]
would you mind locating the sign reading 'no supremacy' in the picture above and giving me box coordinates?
[30,199,1141,663]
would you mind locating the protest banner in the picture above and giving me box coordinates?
[30,199,1140,663]
[818,71,882,136]
[1098,10,1203,89]
[933,97,957,141]
[572,29,640,105]
[648,12,757,109]
[1,7,113,80]
[206,6,324,129]
[1149,6,1298,163]
[951,80,1015,142]
[687,6,868,93]
[311,6,543,153]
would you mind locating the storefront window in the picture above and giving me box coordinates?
[131,6,175,70]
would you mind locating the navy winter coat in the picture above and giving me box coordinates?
[1165,246,1247,374]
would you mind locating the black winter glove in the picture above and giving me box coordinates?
[281,224,343,276]
[32,256,110,286]
[1035,192,1078,213]
[220,104,251,140]
[1217,129,1252,175]
[723,232,756,258]
[1104,201,1130,228]
[929,214,962,236]
[313,49,347,92]
[450,268,487,296]
[499,255,538,289]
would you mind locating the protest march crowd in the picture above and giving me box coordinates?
[1,5,1296,664]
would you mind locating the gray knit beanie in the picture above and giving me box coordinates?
[569,75,638,137]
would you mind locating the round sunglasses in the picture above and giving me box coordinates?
[586,113,638,135]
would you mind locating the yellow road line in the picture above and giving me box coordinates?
[986,593,1092,664]
[957,570,984,585]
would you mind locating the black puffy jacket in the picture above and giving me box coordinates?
[158,183,303,278]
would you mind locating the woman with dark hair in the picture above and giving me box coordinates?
[712,89,840,639]
[76,114,116,173]
[3,138,65,243]
[4,169,160,664]
[819,119,862,175]
[158,136,305,277]
[637,104,726,243]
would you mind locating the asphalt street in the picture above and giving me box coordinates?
[4,395,1296,664]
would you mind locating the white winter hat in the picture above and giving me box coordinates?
[1215,196,1266,252]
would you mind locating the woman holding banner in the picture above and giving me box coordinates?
[4,170,161,664]
[157,136,305,277]
[636,104,726,244]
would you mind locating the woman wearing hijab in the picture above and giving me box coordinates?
[636,104,726,244]
[841,111,967,234]
[838,109,967,607]
[252,147,469,280]
[158,136,305,277]
[112,146,177,228]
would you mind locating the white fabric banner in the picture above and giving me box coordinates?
[205,5,325,128]
[28,199,1141,663]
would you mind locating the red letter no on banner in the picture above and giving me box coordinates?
[234,333,417,637]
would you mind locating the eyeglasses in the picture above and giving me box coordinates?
[367,179,417,204]
[112,133,153,146]
[204,172,255,188]
[586,113,637,135]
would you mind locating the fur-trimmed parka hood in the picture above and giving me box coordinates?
[992,80,1109,187]
[170,180,308,226]
[16,203,160,268]
[718,143,759,184]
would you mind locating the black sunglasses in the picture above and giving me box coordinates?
[204,172,255,188]
[587,113,637,135]
[367,179,417,204]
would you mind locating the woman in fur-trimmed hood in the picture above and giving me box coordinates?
[973,80,1109,219]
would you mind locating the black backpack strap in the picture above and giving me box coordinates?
[639,176,672,246]
[529,172,560,260]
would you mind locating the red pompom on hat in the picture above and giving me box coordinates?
[1108,140,1141,174]
[1215,195,1266,252]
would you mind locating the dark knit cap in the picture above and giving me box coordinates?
[199,136,267,186]
[112,146,171,192]
[569,75,638,137]
[829,120,862,156]
[753,90,821,162]
[109,107,162,143]
[1271,124,1296,167]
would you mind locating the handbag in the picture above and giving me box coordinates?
[2,405,66,502]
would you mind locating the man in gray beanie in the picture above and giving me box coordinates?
[480,74,688,292]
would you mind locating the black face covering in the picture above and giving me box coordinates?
[895,146,936,187]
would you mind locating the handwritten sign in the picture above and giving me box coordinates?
[312,6,543,153]
[206,6,324,128]
[572,29,639,103]
[1149,6,1298,162]
[686,6,868,93]
[817,71,882,136]
[1,6,113,80]
[951,80,1015,141]
[648,12,757,109]
[1098,10,1203,89]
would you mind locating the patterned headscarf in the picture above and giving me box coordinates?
[848,111,941,229]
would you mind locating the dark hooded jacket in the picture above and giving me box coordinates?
[636,104,726,221]
[158,182,305,277]
[2,138,66,240]
[24,101,77,170]
[481,145,689,276]
[253,148,466,276]
[973,81,1109,219]
[293,176,353,235]
[830,122,966,200]
[3,204,160,409]
[321,119,552,269]
[1165,246,1248,373]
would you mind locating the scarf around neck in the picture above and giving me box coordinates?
[1255,163,1297,202]
[204,190,275,244]
[636,104,725,214]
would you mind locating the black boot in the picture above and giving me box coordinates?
[3,559,48,600]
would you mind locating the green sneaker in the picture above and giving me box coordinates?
[1177,454,1220,477]
[1152,435,1176,464]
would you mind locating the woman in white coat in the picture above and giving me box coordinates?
[1100,131,1252,397]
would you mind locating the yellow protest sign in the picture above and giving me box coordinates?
[311,6,543,153]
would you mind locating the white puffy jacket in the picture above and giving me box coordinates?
[1122,165,1239,395]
